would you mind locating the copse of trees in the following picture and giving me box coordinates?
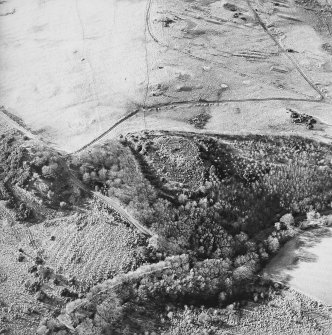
[0,131,35,220]
[0,131,81,212]
[0,131,31,186]
[27,144,79,207]
[69,141,161,212]
[29,144,64,179]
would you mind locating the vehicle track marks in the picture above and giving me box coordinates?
[246,0,325,101]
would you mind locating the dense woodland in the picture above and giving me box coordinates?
[1,130,332,334]
[61,132,332,334]
[0,130,83,218]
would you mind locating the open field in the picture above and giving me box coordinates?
[1,0,332,152]
[0,0,148,151]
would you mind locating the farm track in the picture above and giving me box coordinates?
[245,0,325,100]
[71,95,331,154]
[70,109,139,155]
[71,0,331,153]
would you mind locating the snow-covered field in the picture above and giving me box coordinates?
[0,0,148,151]
[1,0,332,151]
